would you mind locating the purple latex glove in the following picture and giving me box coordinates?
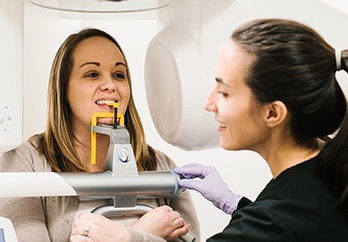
[174,163,242,215]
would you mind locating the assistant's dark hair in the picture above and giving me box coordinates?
[232,18,348,217]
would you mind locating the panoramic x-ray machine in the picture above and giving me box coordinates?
[1,0,348,241]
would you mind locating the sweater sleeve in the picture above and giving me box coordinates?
[0,143,51,242]
[127,226,167,242]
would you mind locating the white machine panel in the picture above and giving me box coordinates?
[144,0,234,151]
[0,0,24,153]
[0,217,18,242]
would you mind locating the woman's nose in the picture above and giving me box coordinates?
[100,77,116,92]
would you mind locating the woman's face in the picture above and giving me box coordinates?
[204,40,268,151]
[67,36,130,130]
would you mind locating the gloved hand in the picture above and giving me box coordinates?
[174,163,242,215]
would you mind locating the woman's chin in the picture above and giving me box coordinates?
[96,118,115,126]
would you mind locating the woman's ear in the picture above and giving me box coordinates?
[264,100,288,128]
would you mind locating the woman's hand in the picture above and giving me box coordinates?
[70,212,129,242]
[70,205,190,242]
[131,205,191,241]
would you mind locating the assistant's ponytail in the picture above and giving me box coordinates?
[341,49,348,72]
[317,49,348,221]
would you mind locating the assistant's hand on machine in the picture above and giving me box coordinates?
[174,163,242,215]
[70,205,190,242]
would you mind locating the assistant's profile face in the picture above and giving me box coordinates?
[205,40,268,152]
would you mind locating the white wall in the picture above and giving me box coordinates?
[9,0,348,241]
[0,0,23,152]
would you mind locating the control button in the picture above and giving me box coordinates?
[0,112,4,124]
[118,148,129,162]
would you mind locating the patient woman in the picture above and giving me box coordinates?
[0,28,200,242]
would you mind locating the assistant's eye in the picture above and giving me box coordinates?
[218,91,228,97]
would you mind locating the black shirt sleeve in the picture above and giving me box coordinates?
[207,204,296,242]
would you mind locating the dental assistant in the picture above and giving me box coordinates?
[175,18,348,241]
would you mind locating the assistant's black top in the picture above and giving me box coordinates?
[208,157,348,241]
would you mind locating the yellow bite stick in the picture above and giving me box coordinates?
[90,102,124,165]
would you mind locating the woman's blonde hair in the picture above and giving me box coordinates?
[30,28,157,172]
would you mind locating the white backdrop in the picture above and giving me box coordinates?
[0,0,347,240]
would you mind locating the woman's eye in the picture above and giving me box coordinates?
[85,72,99,78]
[113,72,126,79]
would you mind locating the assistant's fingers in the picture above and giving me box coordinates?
[178,179,203,191]
[174,163,207,176]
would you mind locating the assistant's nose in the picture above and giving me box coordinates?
[203,89,217,113]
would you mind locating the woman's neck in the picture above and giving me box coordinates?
[74,132,110,172]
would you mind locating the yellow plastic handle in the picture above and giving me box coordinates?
[90,110,124,165]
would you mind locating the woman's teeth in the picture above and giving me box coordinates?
[96,100,116,105]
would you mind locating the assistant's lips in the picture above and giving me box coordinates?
[217,122,226,132]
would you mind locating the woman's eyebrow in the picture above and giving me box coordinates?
[80,61,100,67]
[79,61,126,68]
[115,62,126,67]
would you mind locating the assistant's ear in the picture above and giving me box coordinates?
[264,101,288,128]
